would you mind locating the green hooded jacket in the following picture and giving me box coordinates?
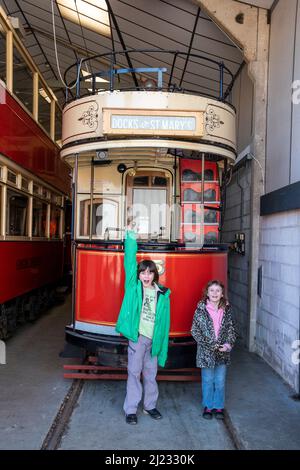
[115,230,171,367]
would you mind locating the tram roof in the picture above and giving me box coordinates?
[0,0,251,106]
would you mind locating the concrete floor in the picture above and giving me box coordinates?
[0,296,72,450]
[226,347,300,450]
[59,381,234,450]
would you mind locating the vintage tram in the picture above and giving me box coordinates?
[62,50,236,368]
[0,9,71,339]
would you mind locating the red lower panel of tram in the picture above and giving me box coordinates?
[75,248,227,336]
[0,241,64,303]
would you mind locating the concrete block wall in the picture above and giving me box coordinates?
[221,162,252,345]
[257,210,300,391]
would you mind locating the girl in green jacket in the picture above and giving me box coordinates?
[116,222,171,425]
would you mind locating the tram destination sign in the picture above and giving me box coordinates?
[103,109,204,137]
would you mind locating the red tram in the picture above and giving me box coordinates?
[0,12,71,339]
[61,50,236,368]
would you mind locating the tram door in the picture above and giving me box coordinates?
[126,171,170,240]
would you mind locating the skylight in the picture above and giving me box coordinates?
[57,0,111,37]
[39,88,51,103]
[81,69,109,83]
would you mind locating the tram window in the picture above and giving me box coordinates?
[7,170,17,185]
[56,195,63,206]
[133,176,149,186]
[50,206,61,239]
[21,177,29,191]
[79,197,119,238]
[32,199,47,237]
[13,46,33,114]
[41,187,48,199]
[0,27,6,84]
[152,176,167,187]
[6,190,28,236]
[33,183,40,195]
[52,193,60,204]
[55,105,62,143]
[127,171,170,240]
[39,82,51,135]
[132,189,167,238]
[132,176,167,187]
[0,166,3,180]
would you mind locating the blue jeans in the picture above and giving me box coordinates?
[201,364,227,410]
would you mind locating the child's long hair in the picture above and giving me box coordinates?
[202,279,228,310]
[137,260,159,284]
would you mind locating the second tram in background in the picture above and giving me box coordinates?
[62,49,236,368]
[0,10,71,339]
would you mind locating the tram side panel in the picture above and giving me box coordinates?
[0,241,63,304]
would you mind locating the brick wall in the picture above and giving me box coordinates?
[256,210,300,391]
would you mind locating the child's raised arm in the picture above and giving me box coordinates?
[124,220,138,289]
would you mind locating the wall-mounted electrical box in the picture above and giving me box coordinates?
[231,232,245,255]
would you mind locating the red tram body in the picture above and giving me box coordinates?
[0,82,69,192]
[0,80,71,338]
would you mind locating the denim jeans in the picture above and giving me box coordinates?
[201,364,227,410]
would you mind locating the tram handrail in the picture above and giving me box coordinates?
[63,49,234,104]
[75,240,228,252]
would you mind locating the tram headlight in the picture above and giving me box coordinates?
[117,163,127,173]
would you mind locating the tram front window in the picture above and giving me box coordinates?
[127,172,170,240]
[132,188,167,239]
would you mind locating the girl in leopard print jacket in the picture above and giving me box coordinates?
[191,280,237,419]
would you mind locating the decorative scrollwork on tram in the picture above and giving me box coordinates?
[205,107,224,133]
[78,103,99,129]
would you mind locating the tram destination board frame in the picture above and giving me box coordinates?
[102,108,204,137]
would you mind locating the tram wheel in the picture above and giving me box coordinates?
[6,301,17,335]
[0,304,9,340]
[26,295,39,322]
[16,297,26,324]
[48,288,57,307]
[40,287,49,311]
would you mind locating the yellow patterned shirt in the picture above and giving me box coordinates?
[139,287,157,339]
